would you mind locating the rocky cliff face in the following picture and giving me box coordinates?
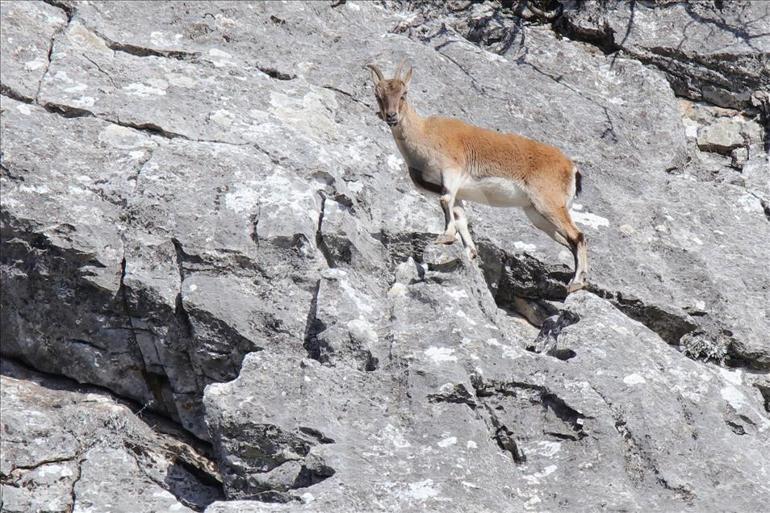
[1,1,769,512]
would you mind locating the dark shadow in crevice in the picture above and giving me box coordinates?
[161,460,224,511]
[302,280,330,363]
[474,240,579,359]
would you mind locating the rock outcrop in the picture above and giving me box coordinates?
[2,1,769,512]
[0,360,221,512]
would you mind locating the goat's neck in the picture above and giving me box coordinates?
[391,103,423,143]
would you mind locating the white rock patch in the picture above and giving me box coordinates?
[513,241,537,252]
[403,479,440,501]
[571,210,610,229]
[123,82,167,97]
[623,373,647,386]
[424,347,457,363]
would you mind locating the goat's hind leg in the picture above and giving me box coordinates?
[453,204,477,259]
[524,205,588,293]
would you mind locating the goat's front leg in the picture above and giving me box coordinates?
[434,171,462,245]
[434,193,456,244]
[453,203,477,259]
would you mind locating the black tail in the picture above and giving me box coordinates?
[575,169,583,197]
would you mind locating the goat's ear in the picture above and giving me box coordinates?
[402,66,413,88]
[366,63,384,85]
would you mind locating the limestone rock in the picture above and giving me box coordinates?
[0,360,222,513]
[558,0,770,109]
[0,1,67,101]
[2,1,770,512]
[697,118,745,154]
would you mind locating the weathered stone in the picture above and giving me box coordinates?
[741,154,770,210]
[0,0,67,101]
[697,117,745,154]
[731,146,749,169]
[203,249,536,510]
[558,0,770,109]
[2,1,770,511]
[0,360,221,513]
[203,289,770,511]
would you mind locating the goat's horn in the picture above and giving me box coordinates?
[395,58,407,80]
[366,63,385,82]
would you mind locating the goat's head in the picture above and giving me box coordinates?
[366,60,413,127]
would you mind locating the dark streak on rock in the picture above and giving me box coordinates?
[171,239,194,340]
[93,28,200,61]
[250,208,261,248]
[302,280,330,363]
[494,425,527,463]
[315,194,336,269]
[1,86,35,104]
[754,383,770,413]
[68,455,85,513]
[257,66,297,81]
[427,383,477,409]
[66,338,107,352]
[322,85,370,108]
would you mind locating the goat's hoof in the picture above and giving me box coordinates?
[466,247,478,259]
[434,233,456,245]
[567,281,586,294]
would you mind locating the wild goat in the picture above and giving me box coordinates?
[367,61,588,292]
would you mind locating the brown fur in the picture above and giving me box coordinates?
[420,116,576,191]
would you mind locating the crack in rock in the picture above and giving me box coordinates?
[590,382,697,502]
[256,65,297,81]
[470,373,589,465]
[1,84,35,104]
[0,88,255,148]
[35,5,71,102]
[67,455,85,513]
[94,28,201,61]
[314,194,337,269]
[427,382,477,409]
[302,280,330,363]
[42,0,75,22]
[588,285,698,346]
[588,284,768,370]
[3,456,79,485]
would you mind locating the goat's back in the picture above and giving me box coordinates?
[422,116,574,188]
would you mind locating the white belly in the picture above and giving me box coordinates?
[458,176,531,207]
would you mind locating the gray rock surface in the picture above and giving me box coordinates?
[2,1,769,512]
[205,286,770,512]
[0,360,221,513]
[0,0,66,101]
[557,0,770,109]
